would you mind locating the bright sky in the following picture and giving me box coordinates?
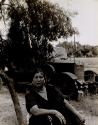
[49,0,98,46]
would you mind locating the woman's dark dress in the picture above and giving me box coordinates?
[25,84,82,125]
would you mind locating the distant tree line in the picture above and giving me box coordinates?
[57,41,98,57]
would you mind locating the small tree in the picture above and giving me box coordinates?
[0,1,27,125]
[5,0,75,69]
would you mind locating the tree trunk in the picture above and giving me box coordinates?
[0,68,27,125]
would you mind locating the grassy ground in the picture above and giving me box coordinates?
[0,86,98,125]
[70,94,98,125]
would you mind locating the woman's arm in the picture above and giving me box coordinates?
[30,105,66,124]
[30,105,60,116]
[64,99,85,124]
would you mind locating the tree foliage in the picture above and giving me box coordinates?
[26,0,74,40]
[0,0,75,69]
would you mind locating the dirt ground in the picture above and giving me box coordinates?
[0,86,98,125]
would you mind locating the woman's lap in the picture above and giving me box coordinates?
[29,115,63,125]
[29,115,50,125]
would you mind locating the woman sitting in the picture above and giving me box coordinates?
[25,68,85,125]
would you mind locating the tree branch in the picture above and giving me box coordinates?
[0,68,27,125]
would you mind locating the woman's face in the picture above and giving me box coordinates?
[32,72,45,88]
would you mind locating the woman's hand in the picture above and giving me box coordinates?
[76,113,85,125]
[54,110,66,125]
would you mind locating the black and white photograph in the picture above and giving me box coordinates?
[0,0,98,125]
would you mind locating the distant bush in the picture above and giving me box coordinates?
[57,41,98,57]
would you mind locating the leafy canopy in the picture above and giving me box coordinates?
[0,0,76,69]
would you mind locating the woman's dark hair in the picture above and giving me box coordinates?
[31,64,55,83]
[32,67,47,82]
